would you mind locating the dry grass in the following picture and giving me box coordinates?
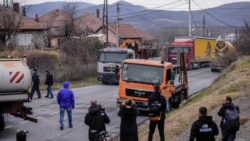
[138,56,250,141]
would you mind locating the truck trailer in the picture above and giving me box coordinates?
[168,36,216,69]
[0,58,37,131]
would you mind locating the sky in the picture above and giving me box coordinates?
[8,0,250,11]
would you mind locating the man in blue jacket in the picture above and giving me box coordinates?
[57,81,75,130]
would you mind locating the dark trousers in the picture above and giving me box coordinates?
[222,129,236,141]
[30,85,41,99]
[148,119,165,141]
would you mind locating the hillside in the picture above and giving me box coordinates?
[136,56,250,141]
[23,1,250,30]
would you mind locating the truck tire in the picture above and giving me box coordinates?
[102,81,108,85]
[183,89,188,100]
[166,98,172,112]
[172,93,182,108]
[0,114,5,131]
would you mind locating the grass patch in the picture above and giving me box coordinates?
[36,77,100,91]
[138,56,250,141]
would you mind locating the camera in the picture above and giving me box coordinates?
[98,104,105,111]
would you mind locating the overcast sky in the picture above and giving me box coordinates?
[10,0,250,11]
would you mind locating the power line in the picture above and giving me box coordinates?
[192,0,236,28]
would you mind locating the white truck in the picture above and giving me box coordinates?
[0,58,37,131]
[97,47,135,84]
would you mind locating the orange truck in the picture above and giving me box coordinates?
[117,52,188,111]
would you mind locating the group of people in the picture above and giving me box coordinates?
[190,96,240,141]
[83,84,240,141]
[30,69,54,100]
[29,70,241,141]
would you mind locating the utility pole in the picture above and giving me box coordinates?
[116,2,120,47]
[203,15,206,37]
[102,0,108,47]
[188,0,192,37]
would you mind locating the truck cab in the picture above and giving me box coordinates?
[117,52,188,111]
[168,38,193,69]
[97,47,135,84]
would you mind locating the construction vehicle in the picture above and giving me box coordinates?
[168,36,216,69]
[210,40,236,72]
[0,58,37,131]
[97,47,135,84]
[117,52,188,111]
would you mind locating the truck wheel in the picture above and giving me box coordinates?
[166,98,172,112]
[183,89,188,100]
[102,81,108,84]
[0,114,5,131]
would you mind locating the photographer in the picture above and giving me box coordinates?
[84,100,110,141]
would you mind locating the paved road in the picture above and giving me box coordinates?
[0,68,219,141]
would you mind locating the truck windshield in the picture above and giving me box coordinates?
[98,52,127,63]
[169,47,189,54]
[121,63,164,84]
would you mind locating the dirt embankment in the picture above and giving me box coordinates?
[137,56,250,141]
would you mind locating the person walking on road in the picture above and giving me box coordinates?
[148,85,166,141]
[57,81,75,130]
[45,70,54,98]
[118,99,139,141]
[84,100,110,141]
[30,69,41,100]
[189,106,219,141]
[218,96,240,141]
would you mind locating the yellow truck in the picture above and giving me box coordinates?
[168,36,217,69]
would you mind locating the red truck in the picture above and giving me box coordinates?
[168,36,216,69]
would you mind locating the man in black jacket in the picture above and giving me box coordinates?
[45,70,54,98]
[84,100,110,141]
[189,106,219,141]
[30,69,41,100]
[218,96,240,141]
[148,85,166,141]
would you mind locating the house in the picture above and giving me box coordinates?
[0,3,47,49]
[38,9,156,49]
[38,9,71,47]
[74,11,103,39]
[225,33,237,42]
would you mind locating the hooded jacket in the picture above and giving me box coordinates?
[85,104,110,141]
[189,116,219,141]
[57,81,75,108]
[218,102,239,130]
[118,104,139,141]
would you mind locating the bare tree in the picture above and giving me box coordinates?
[237,20,250,55]
[0,6,22,49]
[62,2,78,39]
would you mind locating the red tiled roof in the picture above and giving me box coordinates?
[109,23,143,39]
[39,9,71,28]
[0,6,45,30]
[74,12,102,33]
[138,30,157,41]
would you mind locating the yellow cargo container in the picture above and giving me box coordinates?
[194,36,217,62]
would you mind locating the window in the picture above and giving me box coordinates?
[122,63,164,84]
[169,47,189,54]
